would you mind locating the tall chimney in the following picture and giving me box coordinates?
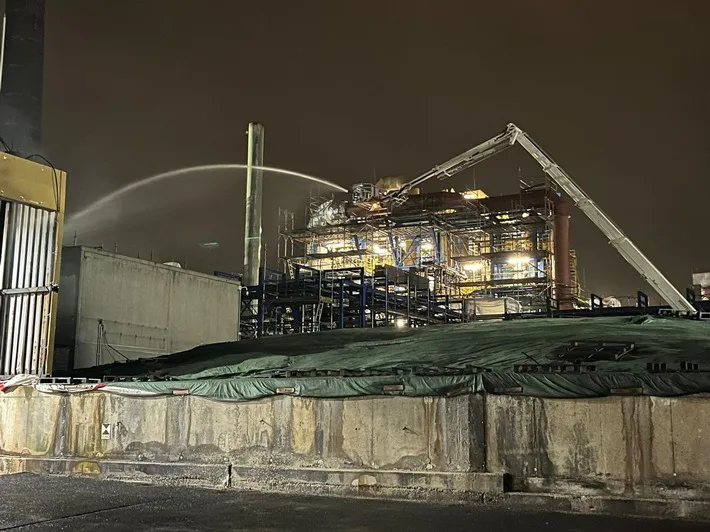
[243,122,265,288]
[0,0,45,154]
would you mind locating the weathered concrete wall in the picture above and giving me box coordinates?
[0,390,483,473]
[486,394,710,498]
[1,389,708,501]
[56,247,241,369]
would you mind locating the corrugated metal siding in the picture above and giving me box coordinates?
[0,199,57,375]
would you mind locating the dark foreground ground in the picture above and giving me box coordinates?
[0,474,706,532]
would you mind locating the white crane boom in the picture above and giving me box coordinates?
[384,127,515,205]
[384,123,695,313]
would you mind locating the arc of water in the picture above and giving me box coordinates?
[67,164,348,227]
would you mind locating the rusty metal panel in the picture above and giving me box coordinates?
[0,154,61,210]
[0,153,65,376]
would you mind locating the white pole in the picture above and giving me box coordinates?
[0,13,6,94]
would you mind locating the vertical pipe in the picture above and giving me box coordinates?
[338,279,344,329]
[426,288,431,324]
[0,201,8,362]
[256,266,265,337]
[243,122,264,288]
[371,276,375,328]
[41,210,57,374]
[329,273,334,329]
[553,200,572,309]
[294,264,302,333]
[359,268,366,328]
[405,275,410,322]
[384,269,389,325]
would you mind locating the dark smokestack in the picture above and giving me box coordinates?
[0,0,45,155]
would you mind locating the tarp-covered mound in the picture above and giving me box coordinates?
[66,316,710,401]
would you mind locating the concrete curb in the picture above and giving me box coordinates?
[2,456,708,521]
[0,456,503,494]
[230,464,504,494]
[504,492,710,522]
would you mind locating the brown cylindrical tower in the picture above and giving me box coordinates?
[553,200,572,309]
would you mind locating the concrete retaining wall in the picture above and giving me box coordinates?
[0,390,483,472]
[0,388,708,503]
[486,394,710,499]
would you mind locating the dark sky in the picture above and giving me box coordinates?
[40,0,709,302]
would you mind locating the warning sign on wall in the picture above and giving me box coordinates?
[101,423,111,440]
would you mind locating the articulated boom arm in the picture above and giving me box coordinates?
[383,126,516,205]
[386,123,694,313]
[508,124,695,313]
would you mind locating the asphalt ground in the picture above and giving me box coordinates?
[0,474,706,531]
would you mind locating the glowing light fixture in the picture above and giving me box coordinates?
[508,255,531,266]
[395,318,408,328]
[522,212,530,218]
[463,262,483,272]
[373,244,387,255]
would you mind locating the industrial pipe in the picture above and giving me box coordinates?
[243,122,265,288]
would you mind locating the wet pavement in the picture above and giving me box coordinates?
[0,474,706,531]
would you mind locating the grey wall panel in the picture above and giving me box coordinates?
[57,247,240,369]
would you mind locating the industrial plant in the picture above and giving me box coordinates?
[3,1,710,525]
[0,0,704,370]
[238,123,699,337]
[263,178,579,330]
[1,111,707,375]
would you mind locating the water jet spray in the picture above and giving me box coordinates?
[65,164,347,235]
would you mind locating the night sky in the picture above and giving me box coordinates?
[38,0,709,302]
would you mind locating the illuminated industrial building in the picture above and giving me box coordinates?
[237,122,697,337]
[240,176,583,336]
[295,177,583,298]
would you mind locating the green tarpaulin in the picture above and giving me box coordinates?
[93,316,710,400]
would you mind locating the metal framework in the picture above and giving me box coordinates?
[240,122,694,337]
[384,123,693,313]
[237,181,579,337]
